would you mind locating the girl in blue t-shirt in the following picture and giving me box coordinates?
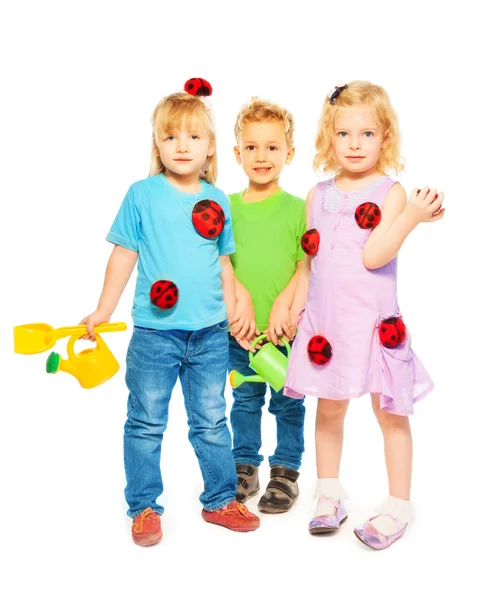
[81,81,259,546]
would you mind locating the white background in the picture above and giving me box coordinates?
[1,1,476,598]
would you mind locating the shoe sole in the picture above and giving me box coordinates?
[257,502,294,514]
[203,519,259,533]
[353,529,400,550]
[309,515,348,534]
[133,534,163,547]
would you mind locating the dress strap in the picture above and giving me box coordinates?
[309,181,326,230]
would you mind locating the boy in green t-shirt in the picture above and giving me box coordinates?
[228,98,306,513]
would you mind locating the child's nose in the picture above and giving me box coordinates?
[350,137,361,150]
[177,137,189,152]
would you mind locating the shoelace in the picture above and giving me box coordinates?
[133,508,156,534]
[219,502,248,516]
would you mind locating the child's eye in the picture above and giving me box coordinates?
[246,145,255,151]
[191,135,200,140]
[364,131,373,137]
[338,132,347,137]
[166,135,175,141]
[269,146,278,151]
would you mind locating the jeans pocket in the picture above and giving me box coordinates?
[134,325,159,334]
[216,318,229,331]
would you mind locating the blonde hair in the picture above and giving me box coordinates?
[234,97,295,147]
[313,81,404,175]
[150,92,217,184]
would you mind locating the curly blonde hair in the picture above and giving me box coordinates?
[234,97,295,147]
[150,92,217,184]
[313,81,404,175]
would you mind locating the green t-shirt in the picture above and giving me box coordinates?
[229,189,306,331]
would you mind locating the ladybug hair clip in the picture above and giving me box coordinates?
[328,82,348,105]
[184,78,213,97]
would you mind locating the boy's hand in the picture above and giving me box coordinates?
[404,187,445,225]
[267,299,295,345]
[79,309,112,341]
[229,295,256,341]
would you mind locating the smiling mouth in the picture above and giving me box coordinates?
[254,167,272,172]
[174,158,192,162]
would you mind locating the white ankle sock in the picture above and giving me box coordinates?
[313,478,346,516]
[371,496,413,535]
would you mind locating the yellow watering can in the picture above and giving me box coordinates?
[230,334,291,392]
[46,334,120,389]
[14,322,127,354]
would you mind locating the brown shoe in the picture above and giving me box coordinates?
[132,508,162,546]
[235,463,260,503]
[258,466,299,514]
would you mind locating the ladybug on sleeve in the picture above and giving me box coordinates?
[184,78,213,97]
[192,199,225,239]
[355,202,382,229]
[301,228,320,255]
[307,335,333,365]
[378,316,406,348]
[150,280,179,310]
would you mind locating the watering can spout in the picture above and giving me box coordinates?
[230,370,265,388]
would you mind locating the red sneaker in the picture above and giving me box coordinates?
[132,508,162,546]
[201,501,260,532]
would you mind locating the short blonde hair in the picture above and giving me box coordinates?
[150,92,217,184]
[234,97,295,147]
[313,81,404,175]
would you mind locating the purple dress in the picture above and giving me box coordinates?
[284,177,434,416]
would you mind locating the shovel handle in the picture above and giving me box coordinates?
[54,322,127,340]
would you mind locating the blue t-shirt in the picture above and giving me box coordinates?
[106,173,235,330]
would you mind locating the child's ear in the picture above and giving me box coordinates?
[234,146,242,164]
[285,146,295,164]
[207,140,215,157]
[381,131,390,149]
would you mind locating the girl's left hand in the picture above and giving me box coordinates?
[405,187,445,225]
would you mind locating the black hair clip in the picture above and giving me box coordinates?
[329,83,348,105]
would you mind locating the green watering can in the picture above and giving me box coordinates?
[229,334,291,392]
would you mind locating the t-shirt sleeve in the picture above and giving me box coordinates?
[296,199,306,262]
[106,186,141,252]
[216,190,236,256]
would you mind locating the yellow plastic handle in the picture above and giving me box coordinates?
[54,322,127,340]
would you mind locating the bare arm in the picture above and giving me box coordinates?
[363,185,445,270]
[81,244,138,339]
[220,255,236,322]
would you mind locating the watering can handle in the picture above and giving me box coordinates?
[66,333,105,359]
[248,334,291,363]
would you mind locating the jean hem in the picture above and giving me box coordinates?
[202,496,237,512]
[233,458,262,468]
[269,459,301,471]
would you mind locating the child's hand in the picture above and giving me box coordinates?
[230,296,256,341]
[79,309,111,341]
[405,187,445,225]
[267,300,295,345]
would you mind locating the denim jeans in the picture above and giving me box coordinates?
[228,335,305,471]
[124,320,237,518]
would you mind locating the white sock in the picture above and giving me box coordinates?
[371,496,413,535]
[313,478,346,516]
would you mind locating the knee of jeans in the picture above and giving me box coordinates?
[268,394,305,417]
[232,383,266,407]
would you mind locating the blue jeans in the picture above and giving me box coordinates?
[228,336,305,471]
[124,320,237,518]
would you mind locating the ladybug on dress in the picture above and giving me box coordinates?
[301,228,320,256]
[192,200,225,239]
[184,78,213,97]
[307,335,333,365]
[378,316,406,348]
[150,280,179,310]
[355,202,382,229]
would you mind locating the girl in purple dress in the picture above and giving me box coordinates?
[284,81,444,550]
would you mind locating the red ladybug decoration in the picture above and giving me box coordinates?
[184,78,212,97]
[378,316,406,348]
[192,200,225,239]
[150,280,179,310]
[307,335,333,365]
[355,202,382,229]
[301,228,320,255]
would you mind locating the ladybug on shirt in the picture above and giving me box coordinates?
[301,228,320,255]
[307,335,333,365]
[150,280,179,310]
[192,199,225,239]
[184,78,213,97]
[355,202,382,229]
[378,316,406,348]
